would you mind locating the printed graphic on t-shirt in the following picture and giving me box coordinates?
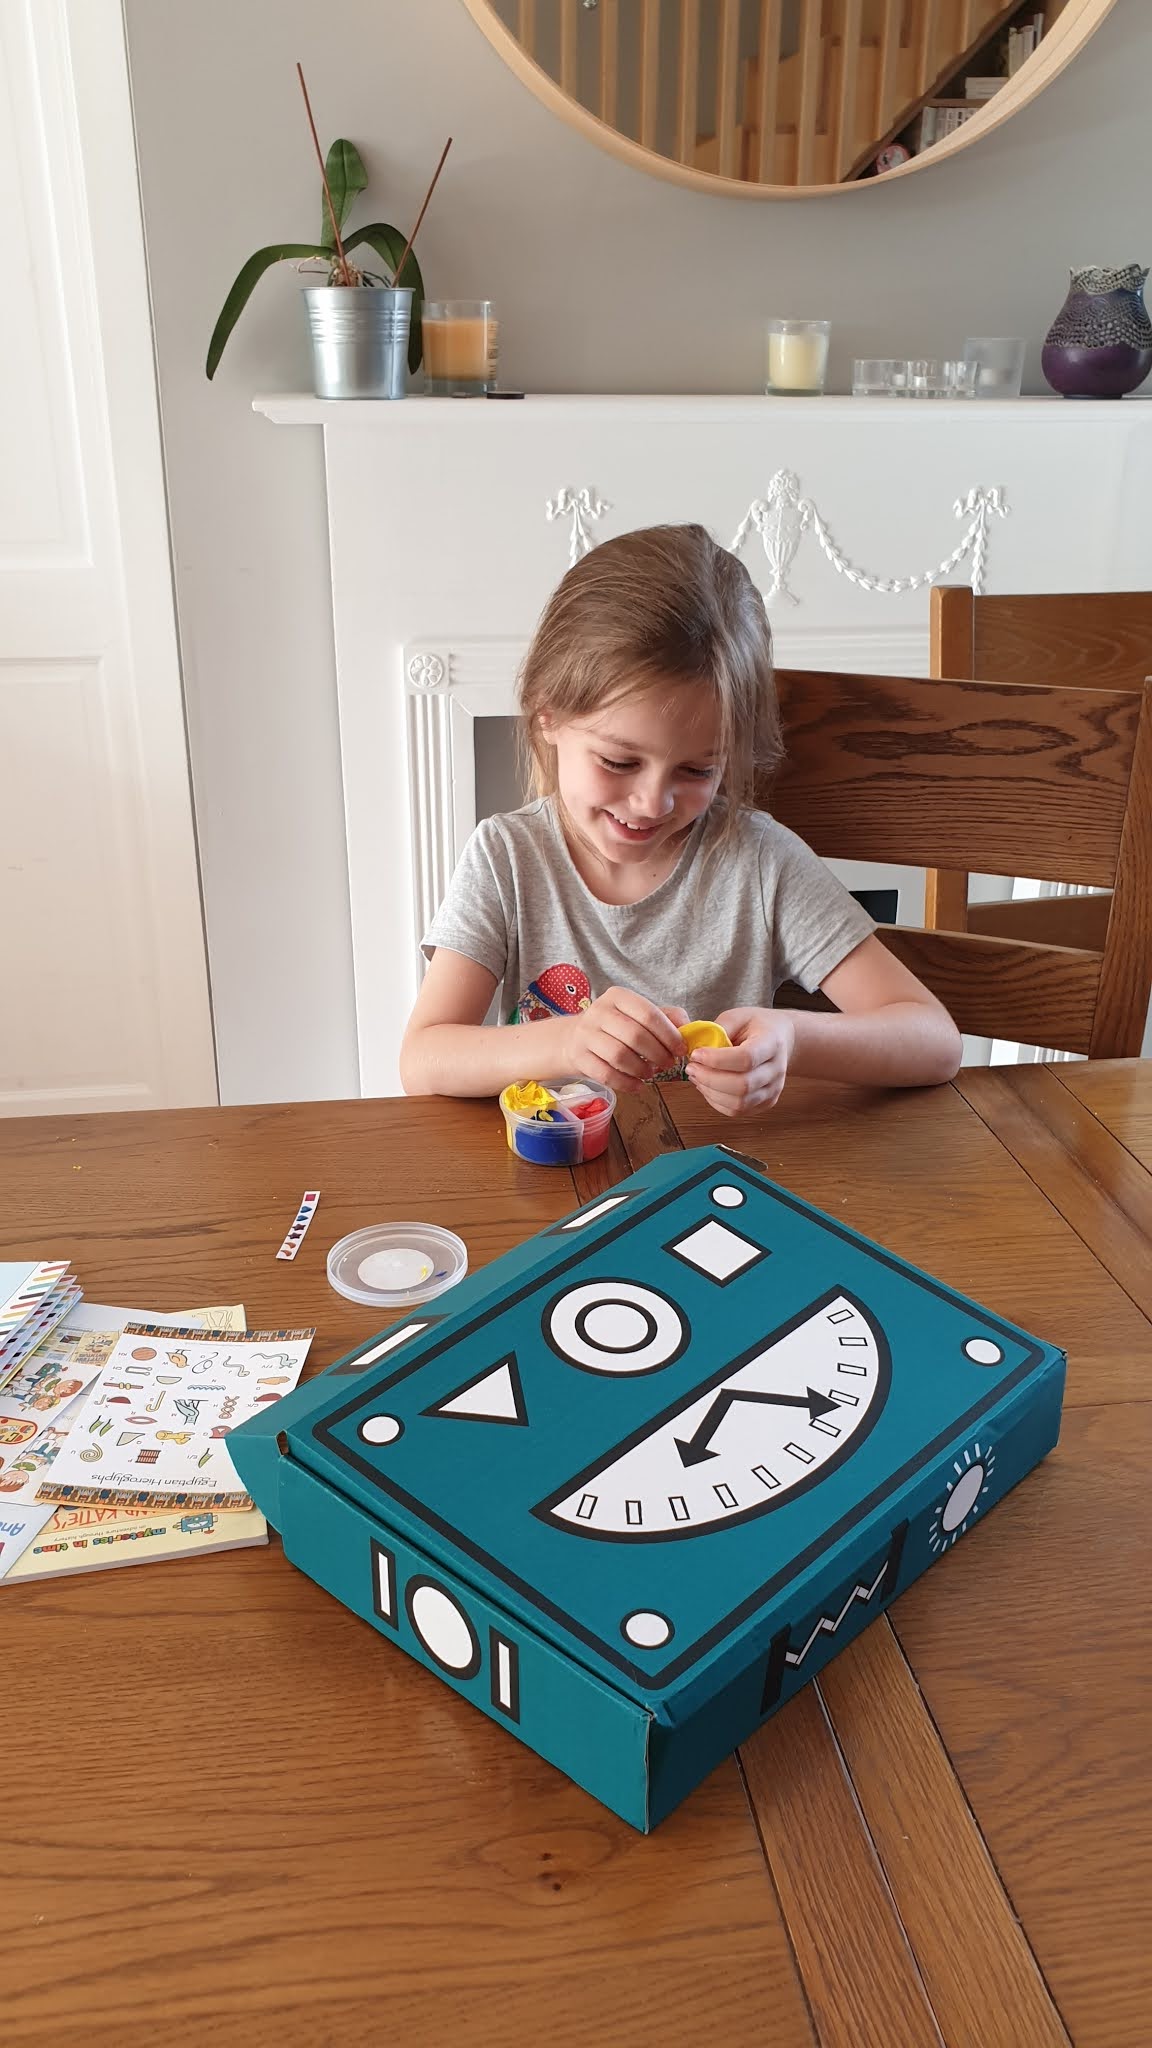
[510,962,593,1025]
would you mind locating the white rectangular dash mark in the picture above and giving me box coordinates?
[561,1195,630,1230]
[356,1323,428,1366]
[625,1499,643,1526]
[496,1642,514,1710]
[828,1388,860,1407]
[752,1464,779,1490]
[576,1494,598,1521]
[810,1417,840,1437]
[713,1482,739,1509]
[785,1441,815,1464]
[838,1359,868,1376]
[827,1308,855,1323]
[839,1335,868,1347]
[669,1495,691,1522]
[372,1543,396,1625]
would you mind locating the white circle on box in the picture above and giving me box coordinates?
[964,1337,1003,1366]
[623,1610,673,1649]
[359,1413,403,1446]
[582,1302,653,1351]
[546,1280,686,1374]
[407,1582,481,1674]
[942,1463,985,1531]
[711,1185,745,1208]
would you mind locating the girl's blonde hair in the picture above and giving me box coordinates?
[518,524,781,823]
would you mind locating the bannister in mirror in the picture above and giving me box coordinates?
[462,0,1118,195]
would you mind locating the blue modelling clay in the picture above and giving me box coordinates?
[514,1115,580,1164]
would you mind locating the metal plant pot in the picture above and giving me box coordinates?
[303,286,414,400]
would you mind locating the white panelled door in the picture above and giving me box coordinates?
[0,0,214,1115]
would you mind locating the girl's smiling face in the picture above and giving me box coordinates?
[543,684,723,888]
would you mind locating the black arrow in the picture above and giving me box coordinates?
[675,1386,841,1467]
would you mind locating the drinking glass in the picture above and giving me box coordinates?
[852,358,903,396]
[962,337,1027,399]
[906,358,953,400]
[944,360,979,398]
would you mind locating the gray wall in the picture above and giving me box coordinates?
[124,0,1149,1104]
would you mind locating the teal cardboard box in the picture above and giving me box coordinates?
[230,1146,1065,1832]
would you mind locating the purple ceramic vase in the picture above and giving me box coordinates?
[1041,264,1152,399]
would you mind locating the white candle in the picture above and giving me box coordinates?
[767,328,829,393]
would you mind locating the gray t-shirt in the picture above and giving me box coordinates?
[422,798,873,1024]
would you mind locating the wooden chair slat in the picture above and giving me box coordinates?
[965,894,1111,951]
[773,668,1139,887]
[972,591,1152,689]
[923,588,1152,982]
[876,929,1099,1053]
[770,666,1152,1060]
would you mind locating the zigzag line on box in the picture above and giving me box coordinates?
[785,1559,890,1669]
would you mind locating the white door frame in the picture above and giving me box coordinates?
[0,0,215,1114]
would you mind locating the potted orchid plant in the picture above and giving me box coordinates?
[207,71,449,399]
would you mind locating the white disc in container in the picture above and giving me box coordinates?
[327,1222,468,1308]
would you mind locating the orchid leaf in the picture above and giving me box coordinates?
[321,138,368,249]
[206,243,330,378]
[343,225,426,371]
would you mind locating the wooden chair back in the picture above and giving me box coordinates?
[925,587,1152,943]
[769,667,1152,1059]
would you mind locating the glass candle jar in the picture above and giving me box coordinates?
[853,357,903,396]
[423,300,499,396]
[765,318,831,396]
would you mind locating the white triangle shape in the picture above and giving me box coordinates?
[437,1358,523,1422]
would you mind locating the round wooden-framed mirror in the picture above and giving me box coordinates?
[460,0,1118,196]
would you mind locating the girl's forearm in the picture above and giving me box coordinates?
[400,1018,575,1098]
[786,1001,962,1087]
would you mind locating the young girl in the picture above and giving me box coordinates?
[401,524,961,1115]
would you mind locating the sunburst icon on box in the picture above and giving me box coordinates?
[928,1439,996,1552]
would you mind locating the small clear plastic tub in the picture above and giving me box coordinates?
[326,1221,468,1307]
[499,1079,616,1165]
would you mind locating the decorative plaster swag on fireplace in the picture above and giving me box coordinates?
[254,394,1152,1096]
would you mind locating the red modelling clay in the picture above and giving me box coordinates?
[568,1097,609,1120]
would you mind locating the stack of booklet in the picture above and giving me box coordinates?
[0,1260,82,1393]
[0,1279,314,1583]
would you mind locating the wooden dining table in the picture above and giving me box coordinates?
[2,1061,1149,2048]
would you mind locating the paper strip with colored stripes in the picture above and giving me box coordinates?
[276,1191,320,1261]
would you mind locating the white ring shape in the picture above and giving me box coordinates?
[409,1584,477,1671]
[711,1185,746,1208]
[963,1337,1003,1366]
[547,1280,685,1374]
[624,1610,673,1648]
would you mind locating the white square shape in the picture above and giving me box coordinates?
[668,1218,765,1283]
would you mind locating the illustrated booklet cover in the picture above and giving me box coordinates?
[229,1146,1066,1832]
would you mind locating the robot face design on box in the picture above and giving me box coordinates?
[311,1167,1032,1686]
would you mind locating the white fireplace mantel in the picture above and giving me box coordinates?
[254,392,1152,1094]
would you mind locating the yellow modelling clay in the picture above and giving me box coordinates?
[678,1020,732,1053]
[503,1081,557,1115]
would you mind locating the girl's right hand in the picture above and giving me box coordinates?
[560,988,686,1095]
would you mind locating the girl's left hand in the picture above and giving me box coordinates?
[687,1008,796,1116]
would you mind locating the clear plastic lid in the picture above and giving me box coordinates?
[326,1221,468,1308]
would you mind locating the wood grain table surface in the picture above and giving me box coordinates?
[1,1068,1148,2048]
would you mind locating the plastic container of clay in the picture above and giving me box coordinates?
[499,1079,616,1166]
